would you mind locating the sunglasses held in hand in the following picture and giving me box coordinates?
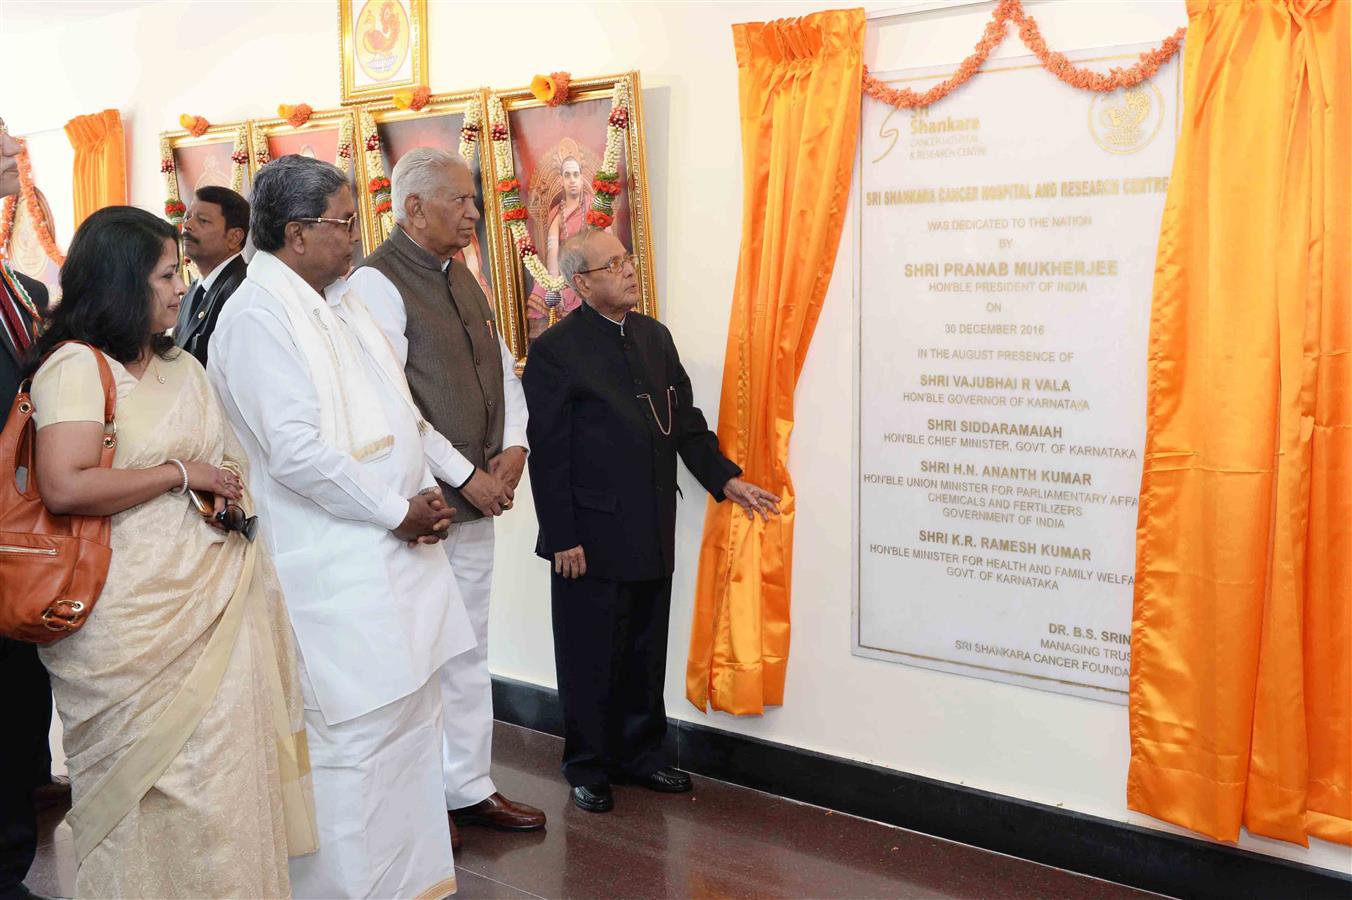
[187,489,258,542]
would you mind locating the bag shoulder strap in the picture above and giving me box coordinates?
[44,341,118,464]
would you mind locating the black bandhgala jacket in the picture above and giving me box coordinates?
[523,301,741,583]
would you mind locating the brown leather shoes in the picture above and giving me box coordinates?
[447,813,462,850]
[450,792,546,831]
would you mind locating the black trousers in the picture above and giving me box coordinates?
[0,639,52,895]
[551,574,672,787]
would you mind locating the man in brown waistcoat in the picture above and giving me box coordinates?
[350,147,544,846]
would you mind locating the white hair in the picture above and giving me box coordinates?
[559,230,598,289]
[390,147,468,224]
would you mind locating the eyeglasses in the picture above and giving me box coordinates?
[577,254,637,276]
[295,213,359,234]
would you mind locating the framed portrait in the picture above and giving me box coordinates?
[488,71,657,361]
[161,121,253,282]
[165,123,251,201]
[354,90,510,335]
[338,0,428,105]
[249,108,366,264]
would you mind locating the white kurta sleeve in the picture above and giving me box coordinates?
[348,267,409,367]
[500,336,528,452]
[421,425,475,489]
[211,306,410,530]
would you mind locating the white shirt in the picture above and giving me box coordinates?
[196,251,243,295]
[349,263,529,455]
[597,307,628,334]
[207,271,475,725]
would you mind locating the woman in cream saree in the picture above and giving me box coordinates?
[28,206,315,898]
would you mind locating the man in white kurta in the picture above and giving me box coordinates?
[207,155,475,900]
[350,149,545,843]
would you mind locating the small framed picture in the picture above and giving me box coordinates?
[487,71,658,362]
[338,0,428,105]
[354,90,512,341]
[248,108,365,264]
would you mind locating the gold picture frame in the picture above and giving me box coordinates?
[162,121,252,198]
[352,90,513,341]
[248,107,367,263]
[485,71,657,363]
[338,0,428,105]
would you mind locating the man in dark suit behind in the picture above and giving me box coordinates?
[0,117,54,900]
[174,185,248,365]
[523,230,779,814]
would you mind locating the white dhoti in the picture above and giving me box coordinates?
[440,518,497,809]
[290,671,456,900]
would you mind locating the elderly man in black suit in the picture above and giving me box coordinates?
[0,116,53,900]
[174,185,248,365]
[523,230,779,813]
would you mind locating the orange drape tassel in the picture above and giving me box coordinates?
[685,8,863,715]
[1130,0,1350,847]
[64,109,127,228]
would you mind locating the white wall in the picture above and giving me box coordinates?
[4,0,1346,875]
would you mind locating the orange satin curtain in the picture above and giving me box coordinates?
[685,8,863,715]
[64,109,127,228]
[1130,0,1349,847]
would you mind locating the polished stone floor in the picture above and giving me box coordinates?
[27,721,1157,899]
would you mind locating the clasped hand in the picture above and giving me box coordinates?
[393,488,454,546]
[461,463,516,516]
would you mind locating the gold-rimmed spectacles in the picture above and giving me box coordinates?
[577,253,637,277]
[295,213,359,234]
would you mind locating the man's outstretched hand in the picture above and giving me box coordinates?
[723,477,780,521]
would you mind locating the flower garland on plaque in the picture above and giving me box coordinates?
[861,0,1185,109]
[461,79,631,327]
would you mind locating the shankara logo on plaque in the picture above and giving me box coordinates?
[852,44,1182,703]
[1088,82,1165,155]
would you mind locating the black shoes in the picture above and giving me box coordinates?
[571,783,614,813]
[622,766,693,793]
[570,767,693,812]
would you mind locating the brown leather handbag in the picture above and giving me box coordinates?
[0,342,116,643]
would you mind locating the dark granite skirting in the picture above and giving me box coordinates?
[492,674,1352,900]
